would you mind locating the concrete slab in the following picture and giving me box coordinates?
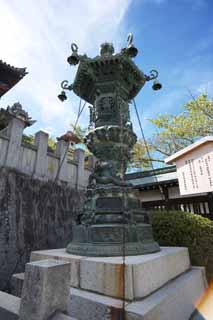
[0,291,20,320]
[30,247,190,300]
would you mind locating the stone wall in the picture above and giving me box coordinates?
[0,111,93,189]
[0,167,85,291]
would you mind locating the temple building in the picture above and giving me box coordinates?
[126,165,213,219]
[0,60,27,98]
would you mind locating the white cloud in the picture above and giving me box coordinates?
[0,0,132,136]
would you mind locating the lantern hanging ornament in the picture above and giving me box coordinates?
[67,43,80,66]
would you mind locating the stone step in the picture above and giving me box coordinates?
[0,291,77,320]
[126,267,207,320]
[30,246,190,300]
[67,267,207,320]
[68,287,123,320]
[0,291,20,320]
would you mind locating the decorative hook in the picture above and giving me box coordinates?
[145,69,159,81]
[61,80,73,91]
[71,43,78,53]
[127,33,133,47]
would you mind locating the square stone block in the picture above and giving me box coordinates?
[31,248,83,288]
[19,259,71,320]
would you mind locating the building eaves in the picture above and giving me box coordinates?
[0,60,27,77]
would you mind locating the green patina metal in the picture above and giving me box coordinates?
[61,35,161,256]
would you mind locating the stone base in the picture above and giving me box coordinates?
[10,247,207,320]
[31,247,190,300]
[67,267,206,320]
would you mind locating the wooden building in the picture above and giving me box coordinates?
[126,166,213,219]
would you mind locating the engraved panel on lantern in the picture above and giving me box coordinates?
[96,197,123,211]
[95,94,117,126]
[91,226,123,243]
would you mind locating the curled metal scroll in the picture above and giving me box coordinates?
[61,80,73,91]
[145,69,159,81]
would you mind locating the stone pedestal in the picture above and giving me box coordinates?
[28,247,207,320]
[19,259,71,320]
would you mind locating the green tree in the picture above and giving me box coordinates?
[129,139,164,169]
[47,136,56,152]
[70,123,86,143]
[149,94,213,160]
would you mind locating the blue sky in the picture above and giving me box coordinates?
[0,0,213,141]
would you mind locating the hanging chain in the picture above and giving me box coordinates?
[132,99,164,202]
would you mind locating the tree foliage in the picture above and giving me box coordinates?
[130,139,164,169]
[70,123,86,143]
[149,94,213,159]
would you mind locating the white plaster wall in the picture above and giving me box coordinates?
[139,190,163,202]
[168,186,207,200]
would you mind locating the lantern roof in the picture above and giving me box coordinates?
[72,51,146,104]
